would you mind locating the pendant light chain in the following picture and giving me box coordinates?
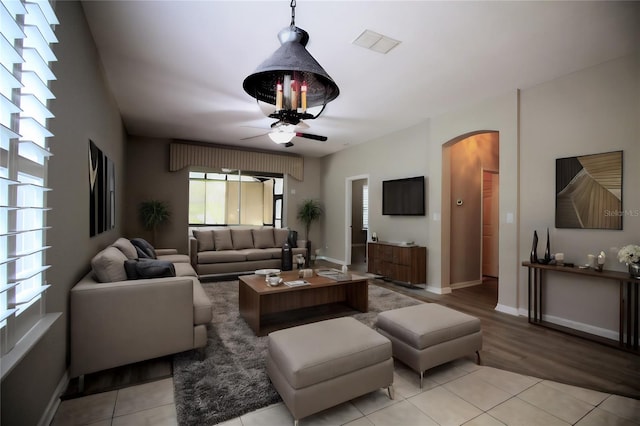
[290,0,296,26]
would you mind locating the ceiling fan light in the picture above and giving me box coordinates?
[268,131,295,144]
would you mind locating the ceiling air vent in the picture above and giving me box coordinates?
[352,29,401,54]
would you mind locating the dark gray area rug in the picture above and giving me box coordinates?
[173,280,421,426]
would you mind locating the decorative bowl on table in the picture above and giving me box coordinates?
[266,275,283,286]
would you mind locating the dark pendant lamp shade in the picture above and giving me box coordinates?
[243,24,339,122]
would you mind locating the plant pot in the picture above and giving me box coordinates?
[629,263,640,279]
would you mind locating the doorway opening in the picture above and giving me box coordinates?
[345,175,369,272]
[442,131,499,305]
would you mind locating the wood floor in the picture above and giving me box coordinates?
[371,277,640,400]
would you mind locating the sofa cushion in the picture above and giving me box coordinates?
[231,228,254,250]
[124,259,176,280]
[198,250,247,264]
[213,229,233,251]
[130,238,157,259]
[239,249,273,261]
[274,228,289,247]
[91,246,128,283]
[193,282,213,325]
[265,248,283,259]
[252,228,275,249]
[174,262,198,277]
[112,237,138,260]
[157,253,190,264]
[193,229,215,252]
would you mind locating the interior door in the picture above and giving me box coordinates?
[351,179,367,265]
[482,171,499,277]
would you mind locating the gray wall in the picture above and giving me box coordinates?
[321,53,639,338]
[321,122,430,264]
[1,2,126,425]
[286,157,324,251]
[124,137,190,252]
[519,54,640,336]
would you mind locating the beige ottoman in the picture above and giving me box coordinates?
[266,317,394,425]
[377,303,482,388]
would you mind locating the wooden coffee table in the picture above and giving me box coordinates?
[239,271,368,335]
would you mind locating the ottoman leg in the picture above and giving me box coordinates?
[294,420,299,426]
[476,350,481,365]
[387,384,395,400]
[420,371,424,389]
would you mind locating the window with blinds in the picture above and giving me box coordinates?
[362,184,369,230]
[1,0,58,368]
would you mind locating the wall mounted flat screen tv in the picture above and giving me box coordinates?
[382,176,425,216]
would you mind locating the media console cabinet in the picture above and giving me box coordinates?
[368,241,426,288]
[522,261,639,353]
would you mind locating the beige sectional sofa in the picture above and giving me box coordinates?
[69,237,212,379]
[190,226,308,278]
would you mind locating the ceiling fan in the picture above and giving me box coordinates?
[242,117,328,147]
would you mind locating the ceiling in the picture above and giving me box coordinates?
[81,1,640,158]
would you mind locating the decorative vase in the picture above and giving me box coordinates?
[629,263,640,279]
[530,231,539,264]
[543,228,551,264]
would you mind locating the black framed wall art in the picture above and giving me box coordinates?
[555,150,623,230]
[89,140,115,236]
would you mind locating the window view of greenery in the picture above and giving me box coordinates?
[189,171,283,226]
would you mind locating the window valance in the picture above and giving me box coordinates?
[169,142,304,181]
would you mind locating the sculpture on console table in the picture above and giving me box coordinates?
[542,228,552,264]
[530,230,539,264]
[530,228,552,265]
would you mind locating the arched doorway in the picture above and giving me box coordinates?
[442,131,499,305]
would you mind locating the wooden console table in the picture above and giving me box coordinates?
[522,261,639,353]
[368,242,426,288]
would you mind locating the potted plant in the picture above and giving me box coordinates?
[297,199,322,241]
[139,200,170,247]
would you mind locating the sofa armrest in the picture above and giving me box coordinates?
[70,276,195,378]
[189,237,198,268]
[155,248,177,256]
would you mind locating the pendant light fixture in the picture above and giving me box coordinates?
[243,0,340,125]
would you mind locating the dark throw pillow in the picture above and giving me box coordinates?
[130,238,157,259]
[124,259,176,280]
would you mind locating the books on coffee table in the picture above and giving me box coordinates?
[315,269,351,282]
[284,280,309,287]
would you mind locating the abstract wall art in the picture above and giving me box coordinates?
[555,150,623,230]
[89,140,115,236]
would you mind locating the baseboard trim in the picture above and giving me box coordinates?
[38,370,68,426]
[318,256,345,266]
[542,313,618,341]
[495,304,519,316]
[425,284,452,295]
[450,280,482,290]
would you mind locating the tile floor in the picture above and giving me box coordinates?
[51,358,640,426]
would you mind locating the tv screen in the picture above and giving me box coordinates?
[382,176,425,216]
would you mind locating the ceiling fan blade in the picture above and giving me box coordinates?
[240,132,268,141]
[295,132,327,142]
